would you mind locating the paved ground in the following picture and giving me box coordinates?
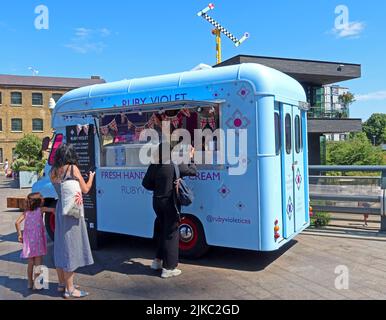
[2,175,386,300]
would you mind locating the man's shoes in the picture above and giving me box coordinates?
[161,268,182,279]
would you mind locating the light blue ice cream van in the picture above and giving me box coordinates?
[33,63,310,258]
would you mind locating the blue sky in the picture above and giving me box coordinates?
[0,0,385,121]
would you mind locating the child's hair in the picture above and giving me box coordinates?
[26,193,44,211]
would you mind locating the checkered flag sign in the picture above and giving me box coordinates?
[203,14,238,44]
[198,4,250,47]
[197,3,215,16]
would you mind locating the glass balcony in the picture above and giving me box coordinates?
[308,106,349,119]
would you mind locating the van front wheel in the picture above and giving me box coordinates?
[179,215,209,259]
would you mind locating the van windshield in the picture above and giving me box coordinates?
[48,134,63,165]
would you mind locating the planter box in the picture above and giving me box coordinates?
[19,171,38,189]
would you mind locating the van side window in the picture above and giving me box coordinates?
[295,115,301,154]
[274,113,281,155]
[99,106,220,168]
[285,114,292,155]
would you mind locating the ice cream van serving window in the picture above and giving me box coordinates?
[99,106,220,168]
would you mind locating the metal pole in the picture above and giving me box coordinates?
[381,170,386,232]
[197,4,248,65]
[213,29,222,64]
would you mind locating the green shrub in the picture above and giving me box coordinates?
[326,132,385,170]
[14,134,42,162]
[311,212,331,228]
[12,134,46,175]
[11,159,29,172]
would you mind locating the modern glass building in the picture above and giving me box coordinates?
[309,85,349,119]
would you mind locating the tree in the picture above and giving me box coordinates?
[339,92,356,106]
[382,127,386,144]
[327,132,385,166]
[14,134,42,162]
[338,92,355,118]
[363,113,386,146]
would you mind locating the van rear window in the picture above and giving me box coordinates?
[295,115,302,153]
[285,114,292,155]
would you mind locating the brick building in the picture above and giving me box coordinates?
[0,75,105,164]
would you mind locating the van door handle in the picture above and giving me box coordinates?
[292,161,298,170]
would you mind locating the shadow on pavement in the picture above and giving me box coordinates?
[0,231,298,278]
[0,232,19,244]
[0,241,56,270]
[1,209,23,214]
[0,275,61,299]
[182,240,298,272]
[0,177,19,189]
[79,233,158,276]
[85,232,298,274]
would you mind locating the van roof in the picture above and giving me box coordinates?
[53,63,306,117]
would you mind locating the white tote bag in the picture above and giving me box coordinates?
[61,168,84,219]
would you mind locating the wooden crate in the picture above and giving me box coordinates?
[7,197,27,210]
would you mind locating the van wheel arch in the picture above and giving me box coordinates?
[179,214,209,259]
[43,198,57,242]
[153,214,209,259]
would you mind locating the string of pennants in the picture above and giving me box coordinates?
[99,108,217,138]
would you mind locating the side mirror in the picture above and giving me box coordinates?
[49,98,56,110]
[42,137,51,151]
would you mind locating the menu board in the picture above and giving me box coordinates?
[66,124,98,250]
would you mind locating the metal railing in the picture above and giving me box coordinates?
[309,166,386,230]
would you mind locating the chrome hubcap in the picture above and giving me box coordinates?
[179,224,194,243]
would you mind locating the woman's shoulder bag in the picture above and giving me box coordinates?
[60,165,84,219]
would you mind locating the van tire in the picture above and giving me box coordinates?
[179,215,209,259]
[44,211,55,242]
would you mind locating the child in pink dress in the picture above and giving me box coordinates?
[15,193,47,289]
